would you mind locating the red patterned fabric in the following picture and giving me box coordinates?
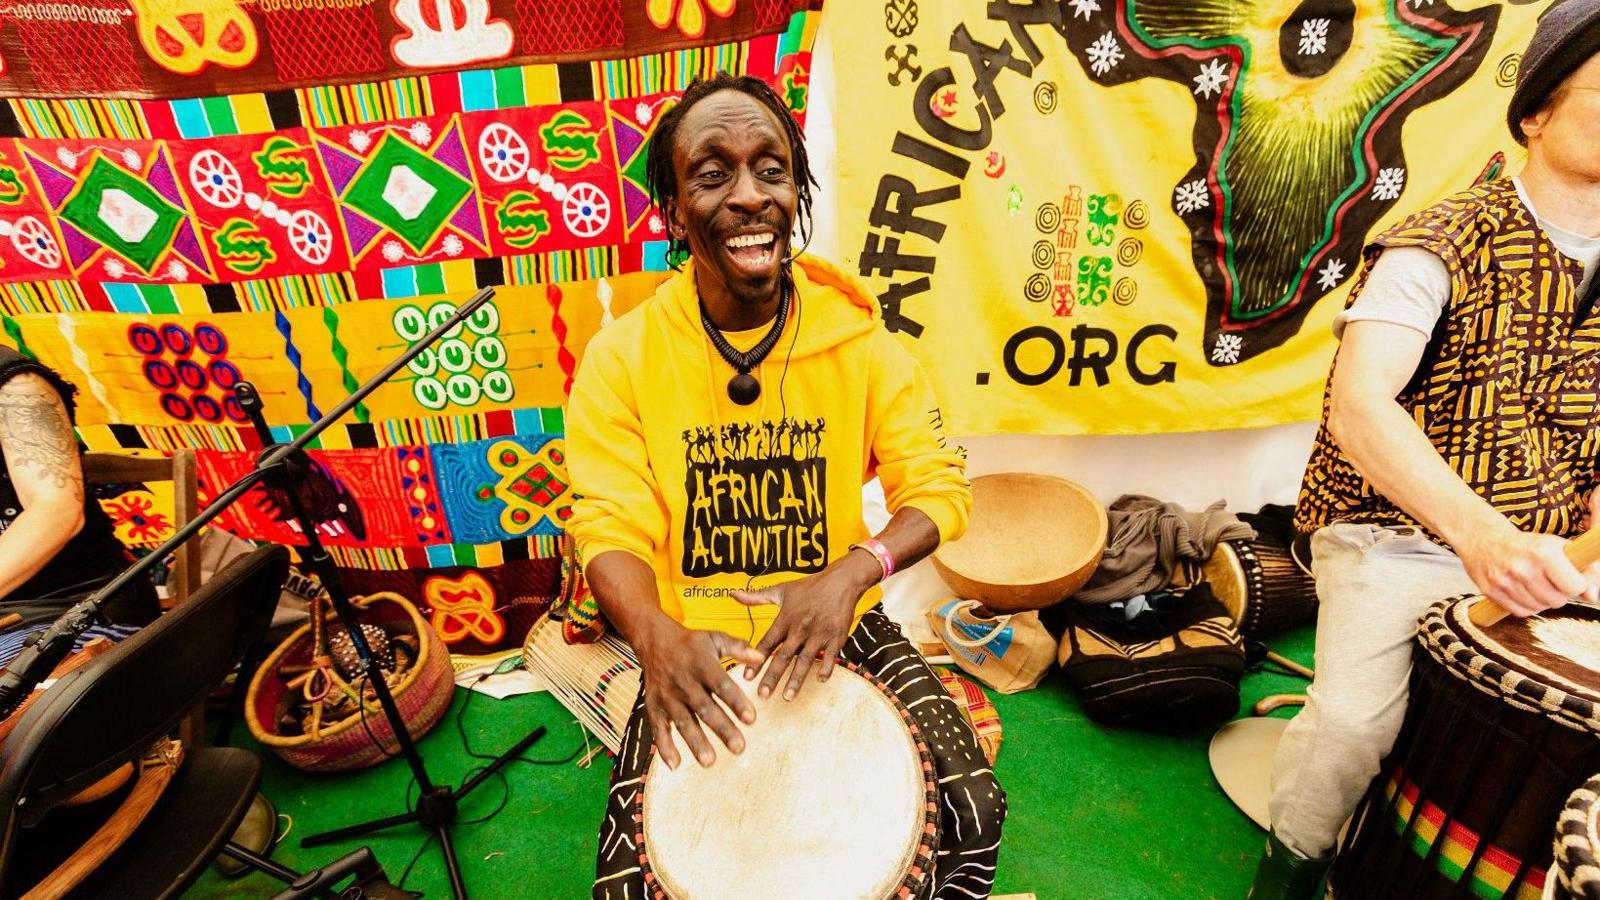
[258,0,386,83]
[754,0,795,28]
[938,668,1002,765]
[515,0,625,55]
[13,1,145,95]
[340,556,560,660]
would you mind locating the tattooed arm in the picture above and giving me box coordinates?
[0,374,85,601]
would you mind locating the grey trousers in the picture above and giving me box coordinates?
[1268,522,1479,859]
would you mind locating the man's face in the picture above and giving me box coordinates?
[668,89,798,308]
[1523,52,1600,181]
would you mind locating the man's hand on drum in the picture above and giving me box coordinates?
[733,554,879,702]
[633,619,763,770]
[1457,521,1600,617]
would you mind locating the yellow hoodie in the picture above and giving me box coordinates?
[565,255,970,644]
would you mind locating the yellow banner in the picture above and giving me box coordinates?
[831,0,1542,435]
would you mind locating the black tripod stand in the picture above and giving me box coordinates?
[0,285,542,900]
[236,385,545,899]
[229,290,545,900]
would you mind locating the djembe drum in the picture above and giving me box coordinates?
[1201,537,1318,639]
[1331,598,1600,899]
[1551,774,1600,899]
[636,663,938,899]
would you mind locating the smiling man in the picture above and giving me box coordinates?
[567,74,1005,898]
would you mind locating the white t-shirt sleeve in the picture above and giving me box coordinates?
[1332,245,1450,340]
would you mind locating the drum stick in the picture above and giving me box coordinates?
[1265,650,1314,680]
[1252,694,1307,715]
[0,613,20,631]
[1468,527,1600,627]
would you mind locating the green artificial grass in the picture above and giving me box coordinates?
[187,625,1315,899]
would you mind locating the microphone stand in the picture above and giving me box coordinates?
[0,285,544,899]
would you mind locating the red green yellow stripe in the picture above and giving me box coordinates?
[1382,771,1546,900]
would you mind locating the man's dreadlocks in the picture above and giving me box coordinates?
[644,72,817,267]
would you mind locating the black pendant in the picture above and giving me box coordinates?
[728,372,761,405]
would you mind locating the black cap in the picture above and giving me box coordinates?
[1508,0,1600,144]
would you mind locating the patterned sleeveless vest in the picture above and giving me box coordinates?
[1295,179,1600,541]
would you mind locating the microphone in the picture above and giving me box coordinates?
[0,596,99,718]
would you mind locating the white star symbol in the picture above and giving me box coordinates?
[1317,258,1348,290]
[1087,32,1124,76]
[1211,333,1243,365]
[1298,18,1330,56]
[1193,59,1229,99]
[1372,166,1406,201]
[1174,179,1211,215]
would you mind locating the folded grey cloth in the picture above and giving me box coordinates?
[1072,495,1254,604]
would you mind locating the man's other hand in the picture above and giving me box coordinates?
[732,553,878,702]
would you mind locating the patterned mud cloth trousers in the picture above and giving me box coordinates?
[593,607,1008,899]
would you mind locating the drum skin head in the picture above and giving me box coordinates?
[1202,542,1249,626]
[642,666,925,900]
[1429,599,1600,729]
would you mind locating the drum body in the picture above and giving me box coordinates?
[1332,600,1600,899]
[1202,538,1318,639]
[638,663,938,900]
[1553,775,1600,899]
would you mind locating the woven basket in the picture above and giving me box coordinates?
[245,592,454,772]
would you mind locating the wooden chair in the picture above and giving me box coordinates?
[81,449,209,749]
[0,546,289,899]
[80,449,201,609]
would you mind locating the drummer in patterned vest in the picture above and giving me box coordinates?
[566,73,1005,898]
[1252,6,1600,897]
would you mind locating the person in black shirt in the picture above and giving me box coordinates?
[0,347,156,646]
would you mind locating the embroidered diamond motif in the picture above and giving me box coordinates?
[487,440,570,534]
[382,166,438,221]
[343,134,472,252]
[58,155,184,272]
[97,189,159,243]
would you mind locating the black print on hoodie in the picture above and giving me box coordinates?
[681,417,828,577]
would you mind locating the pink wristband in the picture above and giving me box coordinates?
[851,538,895,580]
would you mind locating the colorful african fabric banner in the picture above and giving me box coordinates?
[830,0,1540,435]
[0,3,823,588]
[0,92,787,286]
[0,0,806,100]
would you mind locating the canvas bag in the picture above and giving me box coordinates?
[927,599,1053,694]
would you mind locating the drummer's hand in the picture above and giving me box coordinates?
[633,618,763,770]
[1457,522,1592,617]
[732,552,880,701]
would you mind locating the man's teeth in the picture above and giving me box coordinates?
[726,233,775,249]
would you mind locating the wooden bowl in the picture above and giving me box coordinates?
[932,474,1106,613]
